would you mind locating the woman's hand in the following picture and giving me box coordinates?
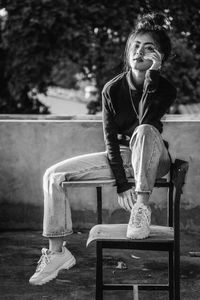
[144,49,163,70]
[117,188,136,211]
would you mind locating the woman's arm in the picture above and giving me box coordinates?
[139,49,177,124]
[139,70,177,124]
[102,87,133,193]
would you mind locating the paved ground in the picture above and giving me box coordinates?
[38,88,88,115]
[0,230,200,300]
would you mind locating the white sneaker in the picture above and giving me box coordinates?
[126,202,151,239]
[29,247,76,285]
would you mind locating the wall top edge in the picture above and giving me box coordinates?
[0,114,200,122]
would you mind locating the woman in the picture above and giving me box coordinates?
[29,12,176,285]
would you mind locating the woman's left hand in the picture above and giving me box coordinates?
[144,49,162,70]
[117,188,136,211]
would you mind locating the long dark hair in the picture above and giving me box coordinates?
[124,12,172,72]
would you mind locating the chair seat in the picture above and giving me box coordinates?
[87,224,174,247]
[62,177,167,188]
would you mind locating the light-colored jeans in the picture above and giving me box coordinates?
[43,124,170,237]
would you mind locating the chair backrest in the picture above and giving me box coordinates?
[167,159,189,229]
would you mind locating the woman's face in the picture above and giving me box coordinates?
[128,33,163,72]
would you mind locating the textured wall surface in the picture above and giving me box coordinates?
[0,115,199,232]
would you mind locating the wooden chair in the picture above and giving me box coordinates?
[62,159,188,300]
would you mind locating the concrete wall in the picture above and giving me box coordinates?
[0,115,200,232]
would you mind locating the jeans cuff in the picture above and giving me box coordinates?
[42,230,73,238]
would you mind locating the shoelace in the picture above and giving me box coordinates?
[132,206,151,228]
[36,248,51,272]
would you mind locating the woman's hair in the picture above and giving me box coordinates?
[124,12,172,71]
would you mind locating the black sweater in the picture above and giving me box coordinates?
[102,69,177,193]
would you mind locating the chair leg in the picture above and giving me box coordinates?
[174,243,180,300]
[172,160,188,300]
[169,248,174,300]
[174,180,182,300]
[168,183,174,227]
[96,187,102,224]
[96,241,103,300]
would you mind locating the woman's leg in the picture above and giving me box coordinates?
[30,151,116,285]
[127,124,171,239]
[43,151,115,241]
[130,124,170,195]
[46,148,134,252]
[49,237,64,253]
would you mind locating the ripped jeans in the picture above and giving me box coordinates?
[43,124,170,237]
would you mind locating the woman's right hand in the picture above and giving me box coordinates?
[117,188,136,211]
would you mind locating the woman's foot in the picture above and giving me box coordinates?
[29,246,76,285]
[126,202,151,239]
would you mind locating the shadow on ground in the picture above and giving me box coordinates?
[0,230,200,300]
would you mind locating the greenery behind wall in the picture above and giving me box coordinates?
[0,0,200,114]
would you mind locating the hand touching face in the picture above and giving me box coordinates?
[143,48,163,70]
[129,33,164,72]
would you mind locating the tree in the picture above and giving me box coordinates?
[149,0,200,109]
[0,0,138,113]
[0,0,200,114]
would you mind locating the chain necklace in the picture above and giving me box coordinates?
[128,85,139,120]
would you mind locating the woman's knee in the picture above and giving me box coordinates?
[135,124,158,136]
[130,124,157,148]
[43,165,56,184]
[43,167,66,190]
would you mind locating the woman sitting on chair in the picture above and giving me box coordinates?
[29,11,176,286]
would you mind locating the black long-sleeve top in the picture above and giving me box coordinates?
[102,69,177,193]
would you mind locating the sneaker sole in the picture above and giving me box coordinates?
[29,256,76,286]
[126,227,150,239]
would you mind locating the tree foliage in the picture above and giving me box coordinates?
[149,0,200,108]
[0,0,200,113]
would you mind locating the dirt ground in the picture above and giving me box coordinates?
[0,229,200,300]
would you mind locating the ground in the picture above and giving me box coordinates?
[38,87,88,115]
[0,230,200,300]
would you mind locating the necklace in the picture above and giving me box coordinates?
[128,85,139,120]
